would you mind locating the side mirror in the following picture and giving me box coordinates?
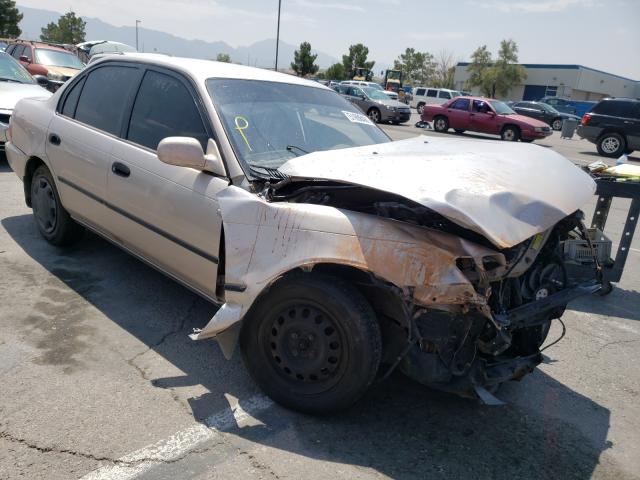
[19,55,31,63]
[32,75,49,87]
[157,137,226,177]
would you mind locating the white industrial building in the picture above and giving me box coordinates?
[453,63,640,101]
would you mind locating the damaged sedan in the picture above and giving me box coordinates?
[6,54,600,413]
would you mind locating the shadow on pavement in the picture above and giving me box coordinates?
[580,151,640,162]
[569,287,640,322]
[2,214,616,479]
[0,154,12,173]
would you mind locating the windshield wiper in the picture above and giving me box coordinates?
[286,145,309,156]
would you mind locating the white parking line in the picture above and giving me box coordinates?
[79,394,274,480]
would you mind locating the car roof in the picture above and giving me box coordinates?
[10,40,70,52]
[92,53,329,90]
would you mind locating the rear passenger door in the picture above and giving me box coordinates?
[47,63,143,232]
[105,68,225,300]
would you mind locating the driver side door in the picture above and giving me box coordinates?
[471,100,500,135]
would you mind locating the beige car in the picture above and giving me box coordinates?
[6,54,601,413]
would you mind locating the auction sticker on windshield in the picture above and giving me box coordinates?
[342,110,374,125]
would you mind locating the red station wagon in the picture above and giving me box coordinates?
[421,96,552,143]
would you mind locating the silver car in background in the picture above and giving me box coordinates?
[337,85,411,124]
[0,52,51,153]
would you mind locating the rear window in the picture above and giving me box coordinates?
[74,65,140,135]
[438,91,451,99]
[592,100,640,118]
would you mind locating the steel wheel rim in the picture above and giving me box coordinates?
[262,302,346,393]
[504,129,515,141]
[552,119,562,130]
[369,110,379,122]
[417,105,424,114]
[32,176,57,234]
[602,137,620,154]
[435,119,446,131]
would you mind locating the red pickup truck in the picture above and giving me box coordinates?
[421,96,552,143]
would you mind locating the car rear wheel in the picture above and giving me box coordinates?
[417,103,425,115]
[367,108,381,123]
[433,116,449,133]
[551,118,563,131]
[501,126,520,142]
[31,165,84,246]
[597,133,626,158]
[239,273,382,413]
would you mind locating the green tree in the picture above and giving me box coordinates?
[216,53,231,63]
[393,47,435,85]
[291,41,319,77]
[466,41,525,98]
[492,39,526,97]
[0,0,22,38]
[40,11,86,44]
[342,44,375,79]
[324,62,346,81]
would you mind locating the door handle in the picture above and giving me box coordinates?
[48,133,61,145]
[111,162,130,178]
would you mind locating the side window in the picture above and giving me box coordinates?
[6,44,15,55]
[472,99,491,113]
[61,77,86,117]
[11,45,24,59]
[438,91,451,99]
[449,98,470,111]
[415,88,426,96]
[74,66,140,136]
[426,89,437,97]
[127,70,209,151]
[21,46,32,61]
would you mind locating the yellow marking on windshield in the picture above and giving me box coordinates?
[234,116,252,151]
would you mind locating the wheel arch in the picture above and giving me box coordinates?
[597,128,627,142]
[500,123,521,134]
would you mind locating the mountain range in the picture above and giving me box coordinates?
[16,5,342,70]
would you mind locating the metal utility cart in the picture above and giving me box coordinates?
[588,177,640,294]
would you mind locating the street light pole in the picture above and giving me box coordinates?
[275,0,281,71]
[135,20,141,51]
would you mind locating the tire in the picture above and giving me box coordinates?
[551,118,563,131]
[31,165,84,246]
[597,132,626,158]
[367,108,381,123]
[433,116,449,133]
[454,129,465,134]
[501,125,520,142]
[417,103,425,115]
[239,273,382,414]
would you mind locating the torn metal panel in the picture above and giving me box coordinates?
[193,185,504,340]
[278,135,596,248]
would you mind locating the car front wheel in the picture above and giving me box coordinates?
[367,108,381,123]
[597,133,626,158]
[501,126,520,141]
[240,273,382,413]
[417,103,425,114]
[31,165,84,246]
[551,118,563,131]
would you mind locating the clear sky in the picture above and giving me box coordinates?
[16,0,640,79]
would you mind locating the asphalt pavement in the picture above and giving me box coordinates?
[1,118,639,480]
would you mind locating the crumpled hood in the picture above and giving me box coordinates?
[278,135,596,248]
[0,83,50,110]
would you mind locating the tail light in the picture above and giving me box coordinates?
[581,113,591,126]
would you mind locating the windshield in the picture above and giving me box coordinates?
[489,100,516,115]
[34,49,83,69]
[207,79,389,171]
[0,53,35,84]
[368,83,383,90]
[451,91,462,97]
[363,87,390,100]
